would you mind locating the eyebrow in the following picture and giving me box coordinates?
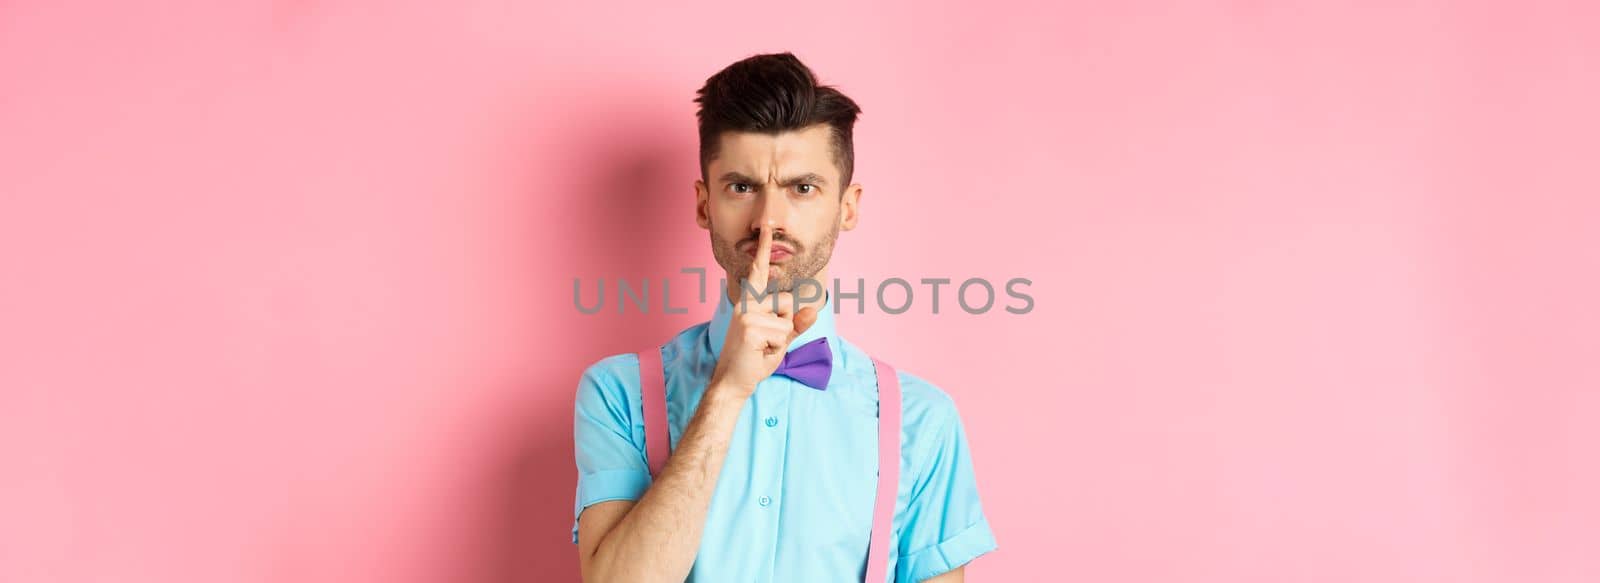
[718,171,829,187]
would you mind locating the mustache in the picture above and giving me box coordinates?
[740,232,803,253]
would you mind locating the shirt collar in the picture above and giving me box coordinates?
[708,289,838,362]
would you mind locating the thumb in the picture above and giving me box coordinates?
[791,306,819,339]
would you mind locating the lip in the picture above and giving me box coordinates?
[745,245,794,261]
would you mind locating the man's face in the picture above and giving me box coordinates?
[695,123,862,293]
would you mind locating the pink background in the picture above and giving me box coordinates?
[3,1,1597,581]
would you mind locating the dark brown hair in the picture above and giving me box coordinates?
[694,52,863,193]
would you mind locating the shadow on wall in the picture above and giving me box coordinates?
[481,91,698,583]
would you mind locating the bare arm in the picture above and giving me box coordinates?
[925,566,966,582]
[576,223,817,583]
[577,382,745,583]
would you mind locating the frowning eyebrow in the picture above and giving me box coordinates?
[718,171,829,187]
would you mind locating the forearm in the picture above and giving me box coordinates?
[586,383,746,583]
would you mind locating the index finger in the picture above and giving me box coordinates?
[749,221,774,293]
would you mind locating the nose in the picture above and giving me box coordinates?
[751,187,792,235]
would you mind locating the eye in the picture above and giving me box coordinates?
[796,184,816,195]
[728,183,752,194]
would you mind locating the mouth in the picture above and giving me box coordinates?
[743,241,795,262]
[746,246,793,262]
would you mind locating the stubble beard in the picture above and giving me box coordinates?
[710,217,840,295]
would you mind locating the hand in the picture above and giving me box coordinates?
[709,222,819,397]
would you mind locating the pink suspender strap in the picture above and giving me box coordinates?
[636,348,902,582]
[866,357,901,583]
[638,347,669,477]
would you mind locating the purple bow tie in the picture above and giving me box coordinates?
[774,337,833,390]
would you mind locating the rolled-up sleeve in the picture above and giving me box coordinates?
[571,354,651,544]
[896,407,998,582]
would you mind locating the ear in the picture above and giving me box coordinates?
[694,179,711,230]
[839,183,863,231]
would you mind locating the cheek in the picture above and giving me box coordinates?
[707,208,746,241]
[797,205,841,237]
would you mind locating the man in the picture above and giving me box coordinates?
[571,52,996,582]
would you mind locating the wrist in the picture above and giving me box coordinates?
[705,379,754,402]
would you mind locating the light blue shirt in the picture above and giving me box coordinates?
[572,291,997,582]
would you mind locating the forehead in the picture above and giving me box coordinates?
[710,124,837,182]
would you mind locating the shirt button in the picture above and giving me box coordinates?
[758,496,771,507]
[764,416,778,428]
